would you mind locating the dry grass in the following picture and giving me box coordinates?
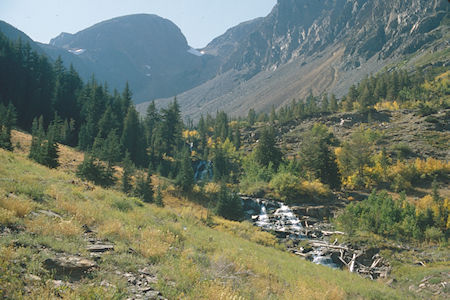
[98,219,132,242]
[135,227,178,261]
[204,182,221,194]
[0,193,35,217]
[214,218,279,248]
[55,198,98,226]
[283,278,346,300]
[0,207,17,225]
[25,215,82,238]
[192,280,243,300]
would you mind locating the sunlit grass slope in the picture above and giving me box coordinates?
[0,147,413,299]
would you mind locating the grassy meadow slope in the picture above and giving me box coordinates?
[0,133,413,299]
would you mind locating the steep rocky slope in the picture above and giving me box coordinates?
[2,1,448,115]
[138,0,448,120]
[241,108,450,163]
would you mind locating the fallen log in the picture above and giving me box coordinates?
[310,242,349,251]
[321,230,345,236]
[370,257,383,269]
[349,251,363,273]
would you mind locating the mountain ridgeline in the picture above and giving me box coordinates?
[139,0,448,119]
[45,14,220,102]
[1,0,447,117]
[0,14,220,104]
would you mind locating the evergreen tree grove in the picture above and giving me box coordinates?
[254,127,282,170]
[176,148,194,193]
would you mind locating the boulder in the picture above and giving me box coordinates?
[44,255,97,281]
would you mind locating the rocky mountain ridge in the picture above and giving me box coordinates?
[138,0,448,120]
[45,14,220,102]
[1,1,448,117]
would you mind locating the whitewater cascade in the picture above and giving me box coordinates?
[251,199,339,269]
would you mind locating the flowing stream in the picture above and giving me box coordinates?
[249,198,340,269]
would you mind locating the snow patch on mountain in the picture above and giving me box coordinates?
[187,48,204,56]
[68,48,86,55]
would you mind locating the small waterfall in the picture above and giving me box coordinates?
[248,197,340,269]
[256,205,271,230]
[194,160,213,181]
[273,204,303,233]
[311,249,340,269]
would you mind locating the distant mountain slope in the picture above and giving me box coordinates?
[203,18,264,67]
[138,0,449,120]
[46,14,220,102]
[0,20,44,54]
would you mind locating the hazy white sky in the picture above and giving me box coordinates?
[0,0,277,48]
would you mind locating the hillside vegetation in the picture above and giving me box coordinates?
[1,16,449,299]
[0,144,413,299]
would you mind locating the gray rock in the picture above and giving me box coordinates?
[86,244,115,253]
[43,255,97,281]
[145,290,161,299]
[37,210,62,219]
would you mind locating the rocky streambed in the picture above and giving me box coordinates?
[242,197,391,279]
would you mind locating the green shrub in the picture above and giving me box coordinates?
[215,184,243,221]
[425,226,444,243]
[269,172,301,202]
[392,143,415,160]
[270,172,331,204]
[111,199,133,212]
[337,190,445,241]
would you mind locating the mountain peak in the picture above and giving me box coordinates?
[44,13,218,102]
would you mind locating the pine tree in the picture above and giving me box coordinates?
[358,85,372,112]
[155,186,164,207]
[29,117,43,162]
[121,105,145,166]
[248,109,256,126]
[321,93,329,112]
[176,148,194,193]
[269,105,277,124]
[40,122,59,168]
[134,170,154,203]
[254,127,282,170]
[214,111,229,141]
[161,98,183,156]
[92,130,122,165]
[0,102,16,150]
[329,94,338,112]
[343,85,358,111]
[198,115,208,155]
[305,92,317,114]
[232,125,241,150]
[29,116,59,168]
[299,124,340,189]
[215,184,243,221]
[121,152,134,194]
[144,101,160,147]
[213,147,229,182]
[431,177,441,203]
[337,128,374,186]
[97,106,119,139]
[76,154,115,187]
[121,82,133,116]
[379,147,390,180]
